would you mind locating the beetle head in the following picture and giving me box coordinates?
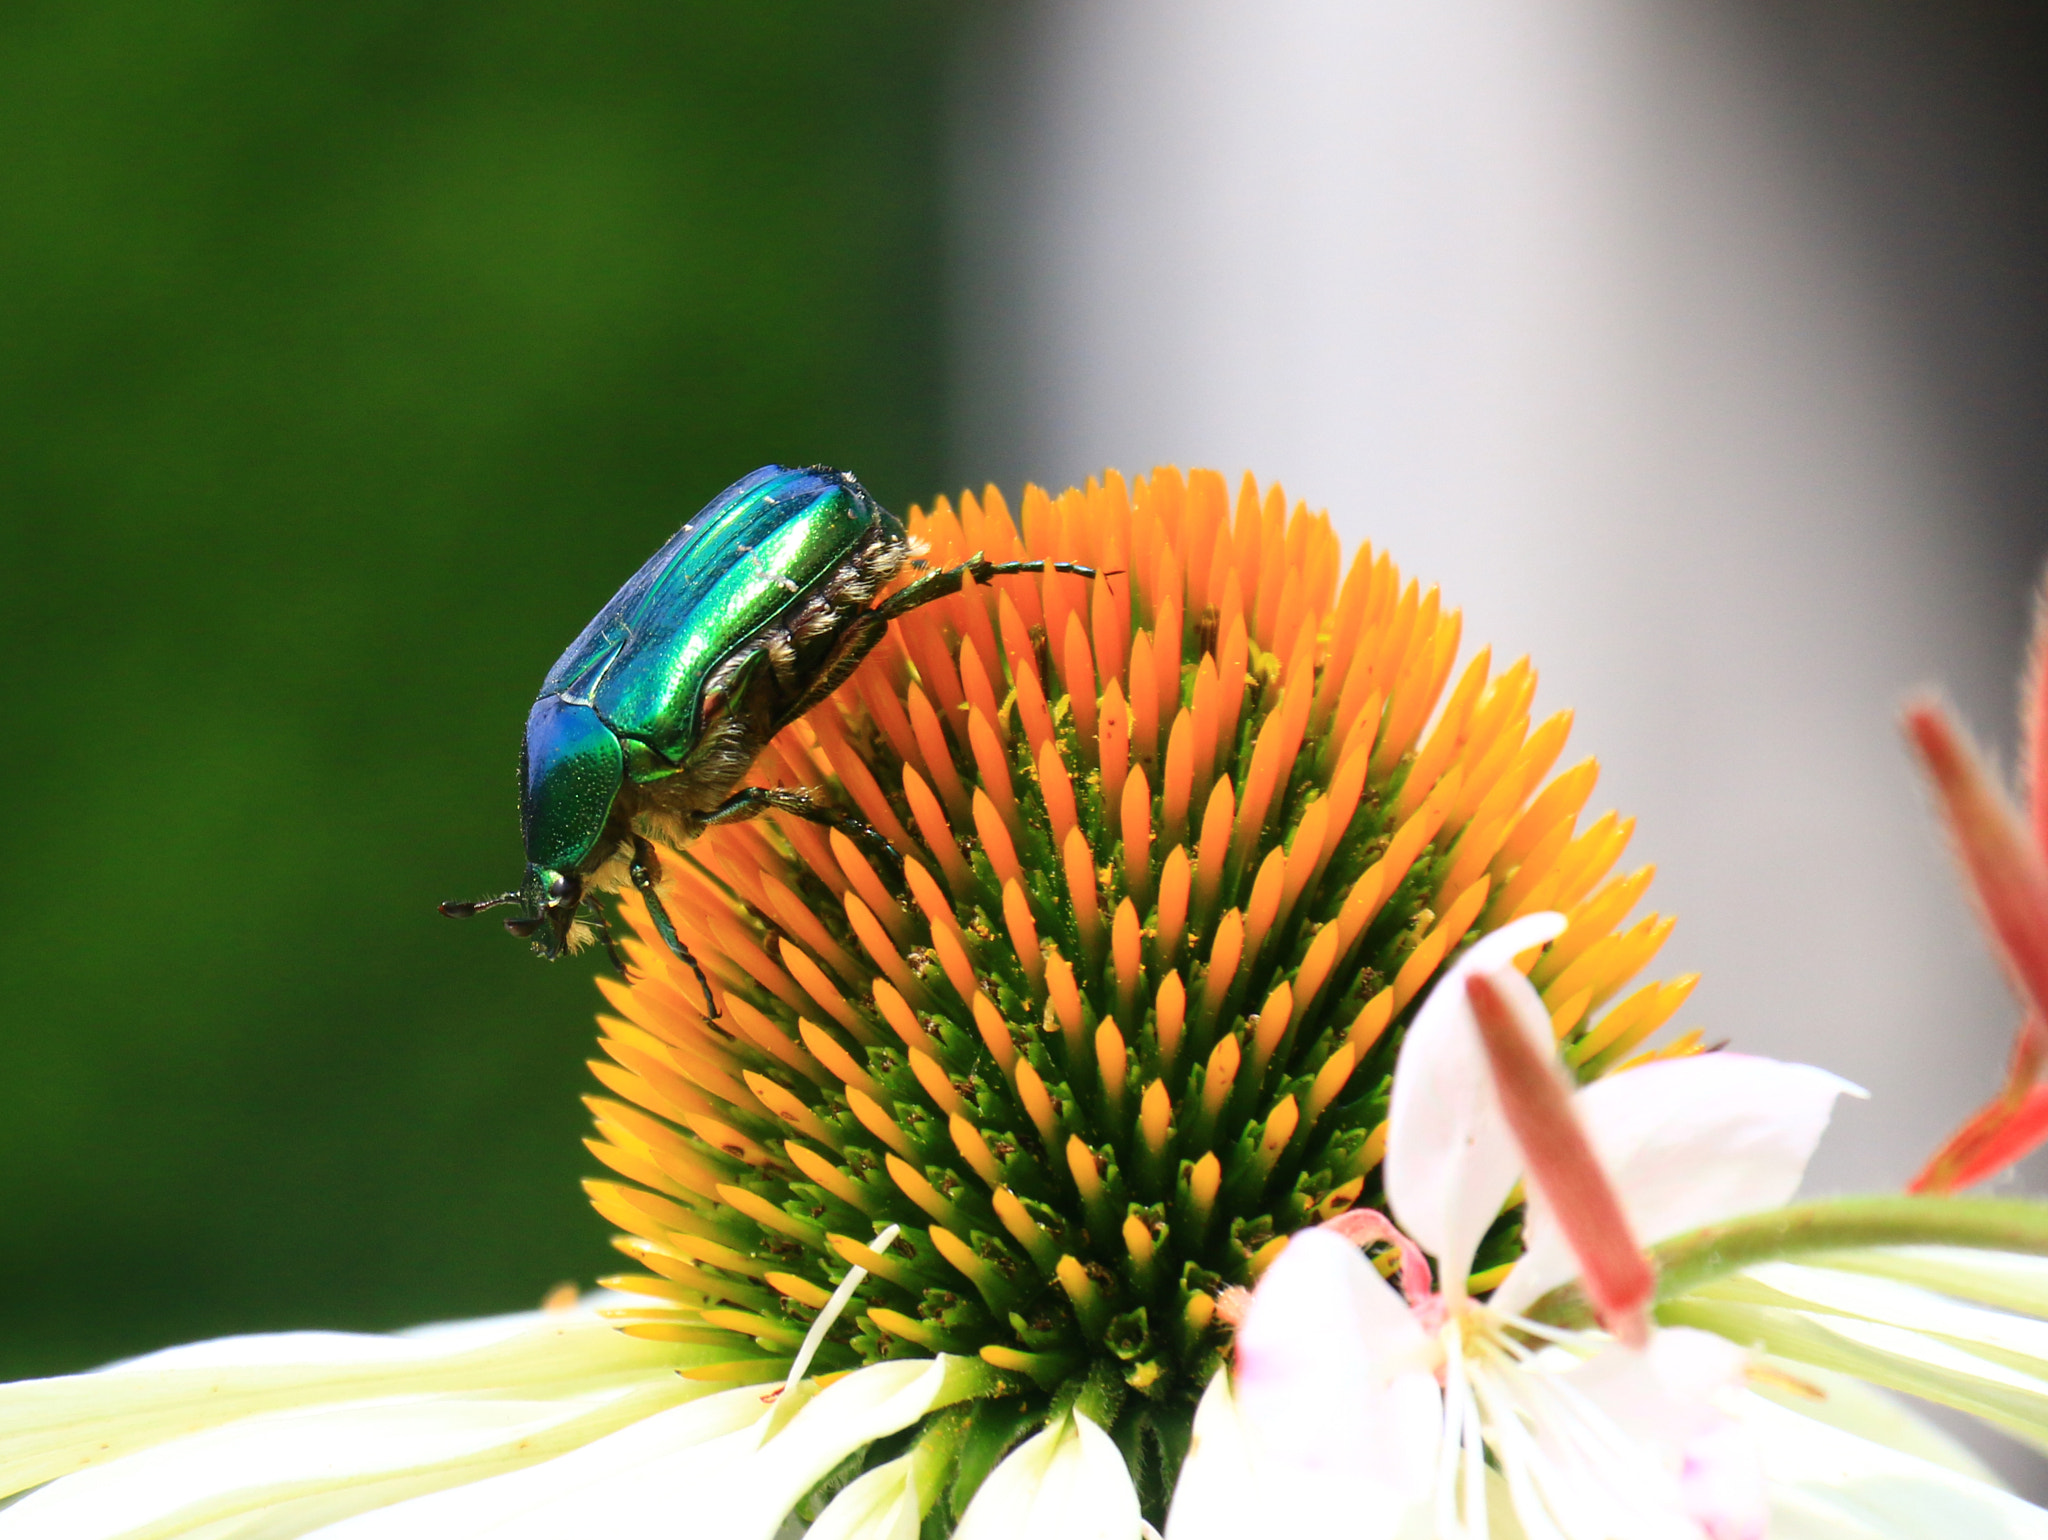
[506,864,586,958]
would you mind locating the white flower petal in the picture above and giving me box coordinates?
[1743,1359,2003,1487]
[1744,1263,2048,1379]
[0,1308,690,1502]
[806,1452,921,1540]
[1229,1227,1439,1522]
[953,1412,1140,1540]
[308,1355,954,1539]
[1162,1374,1260,1540]
[0,1382,689,1540]
[1385,912,1568,1289]
[1743,1391,2048,1538]
[1491,1054,1860,1316]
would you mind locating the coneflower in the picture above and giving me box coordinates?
[585,467,1694,1525]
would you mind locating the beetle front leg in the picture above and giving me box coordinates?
[869,552,1101,626]
[702,785,905,890]
[629,835,719,1019]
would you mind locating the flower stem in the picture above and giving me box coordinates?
[1525,1195,2048,1329]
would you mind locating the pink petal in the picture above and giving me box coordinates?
[1386,912,1568,1290]
[1231,1229,1440,1520]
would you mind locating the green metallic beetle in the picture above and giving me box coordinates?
[443,464,1096,1016]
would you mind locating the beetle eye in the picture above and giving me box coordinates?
[544,872,570,902]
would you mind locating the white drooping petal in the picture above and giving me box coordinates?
[1162,1374,1260,1540]
[310,1356,956,1540]
[1744,1392,2048,1539]
[953,1412,1141,1540]
[1743,1361,2001,1486]
[0,1382,690,1540]
[0,1306,692,1503]
[1490,1055,1863,1317]
[1385,911,1568,1290]
[1226,1227,1439,1529]
[806,1452,921,1540]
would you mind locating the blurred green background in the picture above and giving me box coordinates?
[0,2,948,1379]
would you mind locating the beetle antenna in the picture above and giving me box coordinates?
[582,898,629,976]
[440,893,522,919]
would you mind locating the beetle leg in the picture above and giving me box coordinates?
[581,897,630,976]
[702,785,906,890]
[629,835,719,1019]
[869,552,1102,626]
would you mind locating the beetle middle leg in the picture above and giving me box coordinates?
[580,896,630,976]
[702,785,905,889]
[629,835,720,1019]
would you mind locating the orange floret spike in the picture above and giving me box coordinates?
[953,576,1003,693]
[809,709,917,853]
[1251,1096,1299,1183]
[1278,800,1331,925]
[872,979,929,1052]
[903,766,972,894]
[844,895,927,1010]
[1348,987,1397,1057]
[906,684,969,823]
[971,992,1017,1073]
[1390,876,1492,1012]
[1045,946,1087,1057]
[1095,1018,1129,1117]
[780,938,870,1042]
[1156,970,1188,1073]
[1304,1044,1357,1129]
[1198,909,1246,1031]
[1002,879,1046,995]
[1113,898,1144,1025]
[1153,581,1184,726]
[1092,564,1129,688]
[1009,631,1056,758]
[969,706,1017,834]
[974,789,1026,891]
[994,1187,1062,1274]
[1100,679,1131,823]
[1162,709,1195,846]
[1247,981,1293,1087]
[1064,613,1100,752]
[1122,765,1155,911]
[910,1048,964,1119]
[1292,922,1345,1013]
[785,1141,872,1212]
[855,662,921,769]
[1129,630,1160,765]
[1189,657,1220,813]
[1064,826,1104,965]
[951,1113,1006,1188]
[1198,1034,1241,1132]
[797,1017,881,1101]
[1013,1057,1062,1150]
[1194,776,1237,928]
[1037,739,1080,855]
[830,830,909,945]
[1497,757,1600,874]
[1216,609,1250,757]
[1243,847,1288,963]
[1156,846,1192,967]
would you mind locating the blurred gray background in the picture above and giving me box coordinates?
[952,0,2048,1198]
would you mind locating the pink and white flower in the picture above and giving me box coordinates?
[1168,912,1862,1540]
